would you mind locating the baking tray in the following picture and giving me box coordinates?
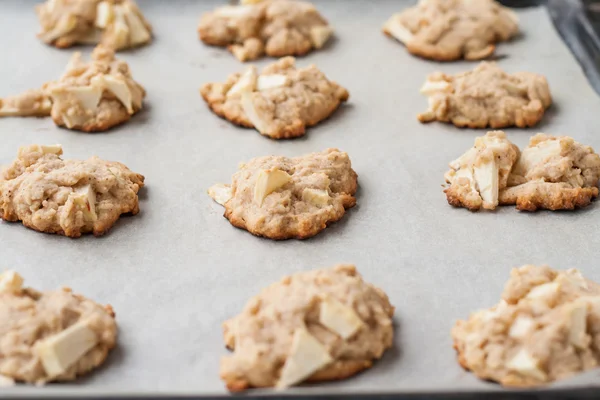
[1,0,600,398]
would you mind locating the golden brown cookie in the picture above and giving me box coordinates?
[383,0,518,61]
[36,0,152,51]
[0,144,144,238]
[418,62,552,129]
[200,57,349,139]
[208,148,357,240]
[0,46,146,132]
[198,0,332,62]
[0,270,117,384]
[444,131,600,211]
[453,265,600,387]
[221,264,394,391]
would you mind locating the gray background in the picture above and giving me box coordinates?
[1,0,600,396]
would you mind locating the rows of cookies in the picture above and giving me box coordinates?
[1,0,600,393]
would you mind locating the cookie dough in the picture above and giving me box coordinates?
[0,144,145,237]
[444,131,600,211]
[36,0,152,51]
[418,62,552,129]
[383,0,518,61]
[0,46,146,132]
[200,57,349,139]
[208,148,357,240]
[0,270,117,384]
[452,265,600,387]
[198,0,333,62]
[221,264,395,391]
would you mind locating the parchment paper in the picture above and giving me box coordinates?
[1,0,600,397]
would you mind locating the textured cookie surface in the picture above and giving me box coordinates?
[418,62,552,129]
[208,148,357,239]
[221,264,394,391]
[445,132,600,211]
[383,0,518,61]
[0,144,144,237]
[198,0,333,61]
[36,0,152,51]
[453,265,600,387]
[201,57,349,139]
[0,271,117,384]
[0,46,146,132]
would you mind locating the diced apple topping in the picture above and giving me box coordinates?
[215,5,254,18]
[51,85,103,112]
[568,303,588,349]
[319,296,364,339]
[310,26,333,49]
[302,188,330,206]
[526,282,560,303]
[18,144,63,159]
[72,185,97,222]
[39,14,78,43]
[506,349,547,381]
[208,184,232,206]
[515,140,562,174]
[508,316,534,339]
[227,67,258,97]
[40,144,63,155]
[91,75,133,113]
[473,154,499,209]
[123,3,151,46]
[95,1,114,28]
[241,92,270,135]
[257,74,288,91]
[276,328,333,388]
[253,168,292,206]
[420,80,452,96]
[0,270,24,294]
[383,17,413,44]
[35,320,99,377]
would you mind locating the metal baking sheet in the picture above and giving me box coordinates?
[1,0,600,397]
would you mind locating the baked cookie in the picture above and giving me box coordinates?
[383,0,518,61]
[444,131,600,211]
[0,144,144,237]
[453,264,600,387]
[0,270,117,384]
[418,62,552,129]
[208,148,357,240]
[198,0,333,62]
[221,264,394,391]
[200,57,349,139]
[36,0,152,51]
[0,46,145,132]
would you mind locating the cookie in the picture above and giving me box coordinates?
[0,144,144,237]
[208,148,357,240]
[198,0,333,62]
[200,57,349,139]
[383,0,518,61]
[0,46,146,132]
[0,270,117,384]
[36,0,152,51]
[444,131,600,211]
[453,265,600,387]
[221,264,394,391]
[418,62,552,129]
